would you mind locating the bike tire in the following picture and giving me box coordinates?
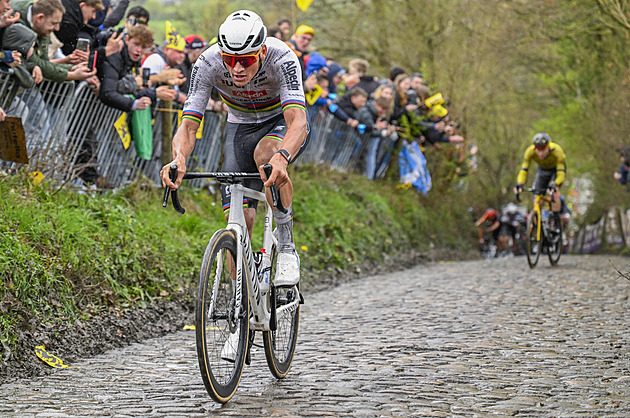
[548,216,563,266]
[526,211,540,269]
[196,229,249,403]
[263,246,300,378]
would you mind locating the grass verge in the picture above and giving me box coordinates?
[0,166,477,371]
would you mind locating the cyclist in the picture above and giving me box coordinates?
[474,207,501,255]
[514,132,567,234]
[499,202,526,255]
[160,10,309,289]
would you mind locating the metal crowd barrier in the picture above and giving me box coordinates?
[298,105,369,173]
[1,72,379,189]
[0,70,17,108]
[2,78,76,177]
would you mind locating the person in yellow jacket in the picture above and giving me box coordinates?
[515,132,566,230]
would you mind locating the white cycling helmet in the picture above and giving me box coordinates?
[217,10,267,55]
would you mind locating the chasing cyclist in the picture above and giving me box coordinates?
[514,133,567,234]
[160,10,309,288]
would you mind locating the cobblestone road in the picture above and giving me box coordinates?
[1,255,629,417]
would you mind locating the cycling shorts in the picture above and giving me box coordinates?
[220,113,310,212]
[533,167,557,196]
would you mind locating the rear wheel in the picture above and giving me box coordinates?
[263,246,300,378]
[547,214,563,266]
[196,230,249,403]
[526,211,541,269]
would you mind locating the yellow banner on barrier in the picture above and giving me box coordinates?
[114,113,131,150]
[177,110,204,139]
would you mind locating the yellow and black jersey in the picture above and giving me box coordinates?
[516,142,566,186]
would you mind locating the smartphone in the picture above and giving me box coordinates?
[88,50,98,71]
[142,68,150,87]
[76,38,90,52]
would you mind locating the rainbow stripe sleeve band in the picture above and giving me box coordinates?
[282,99,306,112]
[182,110,204,124]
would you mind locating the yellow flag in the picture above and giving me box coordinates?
[177,110,204,139]
[424,92,444,109]
[114,113,131,150]
[305,83,323,105]
[165,21,186,51]
[429,104,448,118]
[296,0,315,11]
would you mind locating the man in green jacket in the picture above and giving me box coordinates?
[14,0,94,83]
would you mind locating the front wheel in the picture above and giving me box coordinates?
[547,215,563,266]
[263,245,300,378]
[526,211,541,269]
[196,230,249,403]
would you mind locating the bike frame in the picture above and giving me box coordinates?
[532,193,552,241]
[216,182,300,332]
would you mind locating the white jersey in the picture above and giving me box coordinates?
[182,37,306,125]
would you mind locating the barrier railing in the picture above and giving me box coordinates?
[569,206,630,254]
[297,105,369,173]
[1,72,379,188]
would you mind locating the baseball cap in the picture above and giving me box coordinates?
[295,24,314,36]
[185,34,206,50]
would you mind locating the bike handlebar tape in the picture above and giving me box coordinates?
[263,164,287,214]
[168,165,186,214]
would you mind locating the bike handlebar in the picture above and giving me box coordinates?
[162,164,287,214]
[262,164,287,214]
[515,186,556,204]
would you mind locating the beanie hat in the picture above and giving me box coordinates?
[295,24,314,36]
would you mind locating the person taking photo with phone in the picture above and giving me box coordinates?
[14,0,95,82]
[98,23,175,112]
[53,0,104,65]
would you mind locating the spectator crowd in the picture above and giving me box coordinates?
[1,0,475,190]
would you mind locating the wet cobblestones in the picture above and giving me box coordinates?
[1,255,629,416]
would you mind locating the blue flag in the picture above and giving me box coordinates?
[399,140,432,194]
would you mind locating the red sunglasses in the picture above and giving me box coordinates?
[221,49,262,68]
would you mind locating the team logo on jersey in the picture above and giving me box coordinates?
[281,61,300,91]
[233,90,268,99]
[274,50,290,64]
[189,66,198,89]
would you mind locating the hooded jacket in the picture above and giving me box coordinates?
[1,23,38,88]
[99,40,156,112]
[305,51,326,77]
[356,100,388,135]
[55,0,85,56]
[15,1,71,83]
